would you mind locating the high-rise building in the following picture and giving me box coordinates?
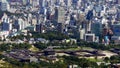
[39,0,45,7]
[32,0,39,7]
[2,23,10,31]
[13,20,19,31]
[91,22,102,36]
[36,23,45,33]
[10,0,23,5]
[18,18,25,30]
[77,0,82,7]
[54,7,65,23]
[64,0,72,7]
[2,18,12,31]
[79,28,85,40]
[1,2,9,11]
[29,0,32,4]
[0,0,10,11]
[14,18,29,31]
[112,23,120,36]
[22,0,30,5]
[72,0,78,6]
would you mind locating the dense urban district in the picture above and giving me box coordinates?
[0,0,120,68]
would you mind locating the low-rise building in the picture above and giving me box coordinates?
[84,33,95,42]
[111,36,120,44]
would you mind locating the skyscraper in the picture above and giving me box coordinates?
[0,0,10,11]
[36,23,45,33]
[91,22,102,36]
[32,0,39,7]
[2,18,12,31]
[112,23,120,36]
[64,0,72,7]
[54,7,65,23]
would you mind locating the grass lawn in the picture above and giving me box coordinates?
[82,47,95,51]
[87,58,103,62]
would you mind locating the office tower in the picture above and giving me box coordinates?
[22,0,30,5]
[29,0,33,4]
[18,18,25,30]
[39,0,44,7]
[0,0,10,11]
[2,18,12,31]
[79,28,85,40]
[39,7,47,15]
[32,0,39,7]
[1,2,9,11]
[116,11,120,21]
[10,0,23,4]
[64,0,72,7]
[36,23,45,33]
[72,0,78,5]
[86,10,93,32]
[54,7,65,23]
[2,22,9,31]
[77,0,82,6]
[14,20,19,31]
[59,0,64,3]
[91,22,102,36]
[14,18,29,31]
[27,13,32,24]
[112,23,120,36]
[32,18,37,26]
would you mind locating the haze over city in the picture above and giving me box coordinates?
[0,0,119,68]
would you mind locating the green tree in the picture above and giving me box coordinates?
[104,57,110,63]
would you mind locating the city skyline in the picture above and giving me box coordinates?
[0,0,119,68]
